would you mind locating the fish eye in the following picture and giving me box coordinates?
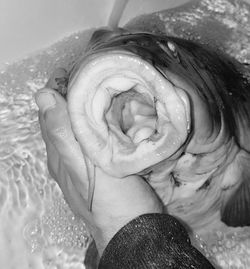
[157,40,180,63]
[157,40,178,56]
[167,41,176,53]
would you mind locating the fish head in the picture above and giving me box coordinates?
[67,29,239,177]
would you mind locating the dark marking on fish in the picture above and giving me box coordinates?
[197,177,212,191]
[171,172,181,187]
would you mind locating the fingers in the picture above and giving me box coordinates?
[35,88,89,195]
[36,67,70,177]
[36,91,60,179]
[36,89,74,156]
[36,88,80,160]
[37,67,69,146]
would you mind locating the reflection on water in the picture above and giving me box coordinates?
[1,0,250,268]
[0,30,94,269]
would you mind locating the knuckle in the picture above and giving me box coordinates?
[49,125,70,145]
[44,106,67,122]
[53,126,69,140]
[44,109,69,142]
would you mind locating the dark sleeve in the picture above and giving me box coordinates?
[98,213,215,269]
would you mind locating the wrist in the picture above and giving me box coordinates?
[92,204,163,255]
[91,214,132,255]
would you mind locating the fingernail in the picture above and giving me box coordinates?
[35,91,56,113]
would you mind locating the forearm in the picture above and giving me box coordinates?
[98,214,215,269]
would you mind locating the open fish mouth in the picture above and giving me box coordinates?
[67,50,191,177]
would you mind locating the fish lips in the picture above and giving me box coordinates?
[67,48,191,177]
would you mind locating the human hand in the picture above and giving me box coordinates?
[35,69,163,254]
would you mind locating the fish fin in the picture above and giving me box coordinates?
[221,152,250,227]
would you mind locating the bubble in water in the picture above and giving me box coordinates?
[41,197,90,251]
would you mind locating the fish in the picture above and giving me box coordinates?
[53,27,250,233]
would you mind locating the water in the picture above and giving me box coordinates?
[0,30,94,269]
[1,0,250,268]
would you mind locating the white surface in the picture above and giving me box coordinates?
[0,0,114,65]
[0,0,190,66]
